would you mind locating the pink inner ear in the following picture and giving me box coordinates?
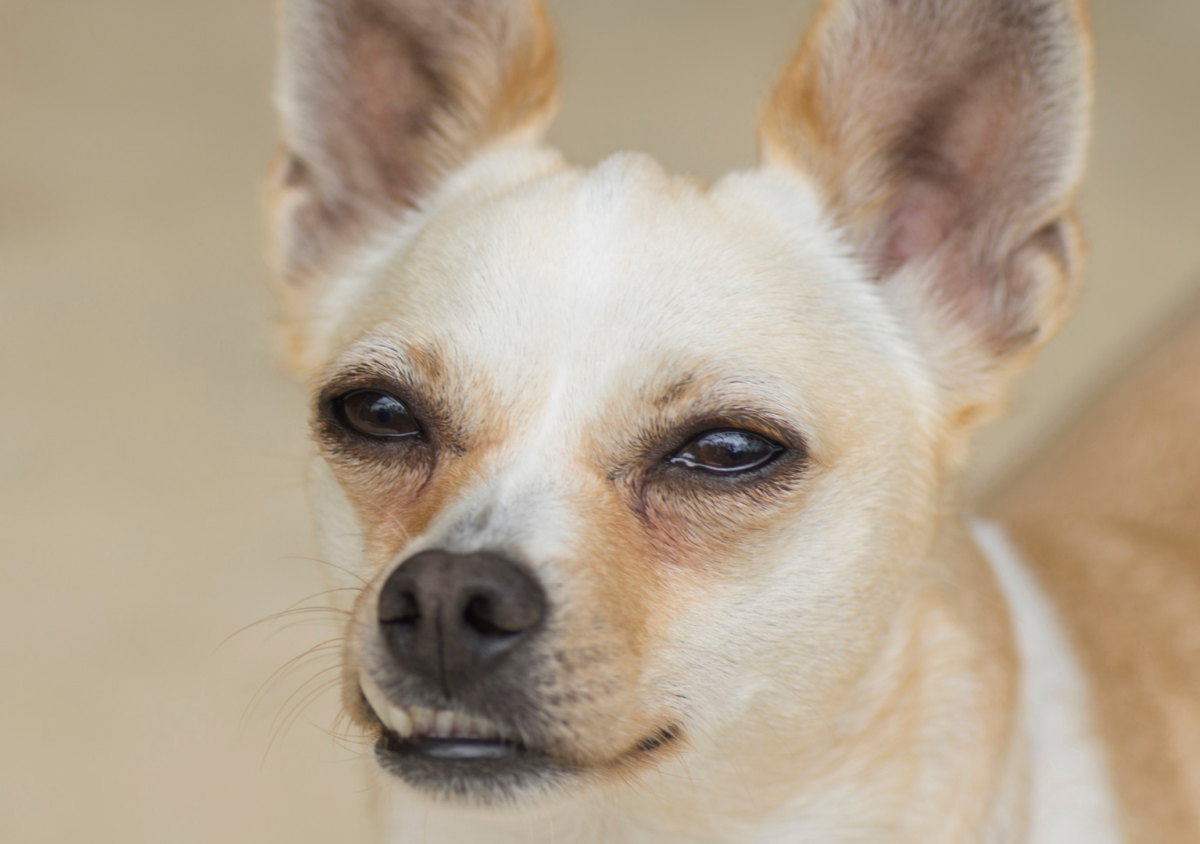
[882,69,1014,268]
[341,24,438,203]
[884,181,960,266]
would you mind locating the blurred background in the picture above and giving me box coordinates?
[1,0,1197,840]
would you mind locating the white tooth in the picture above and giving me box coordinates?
[359,679,415,738]
[436,710,456,737]
[411,707,436,734]
[462,714,501,741]
[388,705,413,738]
[460,716,482,739]
[360,679,397,731]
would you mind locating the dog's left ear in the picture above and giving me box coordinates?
[762,0,1093,426]
[268,0,558,301]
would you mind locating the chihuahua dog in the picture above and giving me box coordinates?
[263,0,1199,841]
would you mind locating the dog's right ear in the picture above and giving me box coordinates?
[761,0,1092,441]
[268,0,557,290]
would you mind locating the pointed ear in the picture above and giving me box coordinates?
[268,0,558,282]
[762,0,1092,414]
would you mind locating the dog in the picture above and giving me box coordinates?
[262,0,1200,841]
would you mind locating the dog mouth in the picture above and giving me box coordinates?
[360,679,679,802]
[364,680,526,760]
[364,679,519,744]
[360,678,570,800]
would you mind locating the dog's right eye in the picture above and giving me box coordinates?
[667,429,784,475]
[336,390,421,439]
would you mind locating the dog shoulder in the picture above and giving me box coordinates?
[988,299,1200,843]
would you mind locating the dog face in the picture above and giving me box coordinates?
[269,0,1090,809]
[305,151,942,801]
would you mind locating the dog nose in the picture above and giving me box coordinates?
[377,550,546,697]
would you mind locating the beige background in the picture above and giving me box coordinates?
[1,1,1197,841]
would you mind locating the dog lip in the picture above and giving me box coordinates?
[378,729,521,762]
[372,723,573,804]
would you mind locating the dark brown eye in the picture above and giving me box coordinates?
[337,390,420,439]
[668,429,784,475]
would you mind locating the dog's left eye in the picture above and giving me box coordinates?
[668,429,784,474]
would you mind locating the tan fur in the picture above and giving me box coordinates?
[988,298,1200,843]
[253,1,1186,841]
[312,340,519,562]
[314,335,689,772]
[761,0,1093,456]
[268,0,559,368]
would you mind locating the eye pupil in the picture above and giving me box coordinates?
[338,390,420,438]
[669,429,783,475]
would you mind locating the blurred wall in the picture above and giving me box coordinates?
[1,1,1197,841]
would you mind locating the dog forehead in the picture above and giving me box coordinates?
[347,151,919,410]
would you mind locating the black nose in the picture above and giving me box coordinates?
[377,550,546,698]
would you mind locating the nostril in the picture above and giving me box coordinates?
[379,588,420,625]
[464,586,543,637]
[462,594,509,636]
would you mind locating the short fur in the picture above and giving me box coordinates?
[988,301,1200,844]
[262,1,1197,841]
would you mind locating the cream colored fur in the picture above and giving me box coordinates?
[972,519,1122,844]
[259,1,1160,842]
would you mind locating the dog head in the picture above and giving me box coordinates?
[267,0,1091,809]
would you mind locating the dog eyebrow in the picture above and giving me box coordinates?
[653,374,697,410]
[321,340,442,391]
[650,371,792,422]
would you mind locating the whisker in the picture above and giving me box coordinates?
[312,710,375,755]
[265,614,352,640]
[279,554,370,586]
[216,604,351,654]
[265,673,344,764]
[282,586,364,613]
[241,639,345,735]
[268,664,343,735]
